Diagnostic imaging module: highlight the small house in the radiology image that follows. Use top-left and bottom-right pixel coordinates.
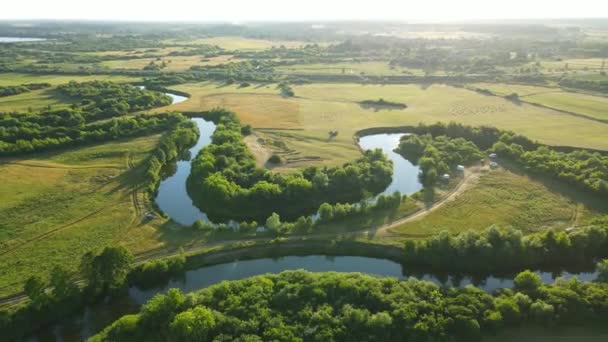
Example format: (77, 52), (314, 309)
(490, 161), (499, 169)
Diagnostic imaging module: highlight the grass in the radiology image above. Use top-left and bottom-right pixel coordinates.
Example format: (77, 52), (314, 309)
(378, 168), (607, 240)
(100, 55), (239, 71)
(0, 88), (77, 112)
(0, 135), (162, 297)
(276, 62), (427, 76)
(472, 82), (608, 121)
(0, 73), (141, 112)
(163, 36), (311, 51)
(157, 82), (608, 170)
(0, 73), (140, 87)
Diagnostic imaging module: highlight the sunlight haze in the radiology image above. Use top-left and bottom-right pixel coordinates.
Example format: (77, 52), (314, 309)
(3, 0), (608, 21)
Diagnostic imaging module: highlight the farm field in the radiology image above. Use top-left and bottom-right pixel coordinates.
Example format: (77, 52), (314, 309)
(162, 36), (312, 50)
(100, 55), (239, 71)
(158, 82), (608, 169)
(276, 61), (427, 76)
(378, 168), (607, 240)
(0, 135), (164, 297)
(473, 82), (608, 121)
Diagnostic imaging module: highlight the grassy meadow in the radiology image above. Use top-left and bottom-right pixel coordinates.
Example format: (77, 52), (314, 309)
(162, 36), (312, 50)
(157, 82), (608, 169)
(0, 135), (165, 296)
(376, 168), (607, 242)
(276, 62), (427, 76)
(0, 73), (141, 112)
(473, 82), (608, 121)
(100, 55), (240, 71)
(0, 73), (140, 86)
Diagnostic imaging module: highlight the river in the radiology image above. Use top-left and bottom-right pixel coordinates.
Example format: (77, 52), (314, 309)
(32, 255), (598, 341)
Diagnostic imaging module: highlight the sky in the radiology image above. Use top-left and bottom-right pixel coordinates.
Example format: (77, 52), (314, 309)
(2, 0), (608, 22)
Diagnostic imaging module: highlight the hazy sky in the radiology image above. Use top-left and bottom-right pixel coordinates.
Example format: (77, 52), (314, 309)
(3, 0), (608, 21)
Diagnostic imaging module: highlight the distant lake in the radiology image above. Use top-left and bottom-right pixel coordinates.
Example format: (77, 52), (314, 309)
(0, 37), (46, 43)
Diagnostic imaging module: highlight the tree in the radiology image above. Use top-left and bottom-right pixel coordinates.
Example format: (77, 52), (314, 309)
(266, 212), (282, 233)
(170, 306), (216, 341)
(50, 266), (79, 302)
(318, 202), (334, 222)
(82, 246), (133, 293)
(24, 275), (47, 305)
(597, 259), (608, 282)
(514, 270), (542, 295)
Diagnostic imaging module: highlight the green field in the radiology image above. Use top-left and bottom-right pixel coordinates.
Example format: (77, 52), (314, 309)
(0, 135), (163, 296)
(158, 82), (608, 170)
(381, 168), (606, 240)
(0, 73), (140, 86)
(0, 73), (142, 112)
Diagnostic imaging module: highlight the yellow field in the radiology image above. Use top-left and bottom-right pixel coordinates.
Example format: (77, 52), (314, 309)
(156, 82), (608, 169)
(101, 55), (239, 71)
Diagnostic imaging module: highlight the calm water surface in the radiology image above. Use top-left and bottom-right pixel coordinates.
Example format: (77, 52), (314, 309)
(358, 133), (423, 196)
(34, 255), (598, 341)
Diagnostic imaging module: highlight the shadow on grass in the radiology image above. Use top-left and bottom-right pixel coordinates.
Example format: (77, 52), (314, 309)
(499, 159), (608, 214)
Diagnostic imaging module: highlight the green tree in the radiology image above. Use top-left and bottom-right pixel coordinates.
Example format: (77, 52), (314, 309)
(514, 270), (542, 295)
(170, 306), (216, 341)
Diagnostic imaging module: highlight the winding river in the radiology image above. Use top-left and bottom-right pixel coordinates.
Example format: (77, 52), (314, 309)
(154, 118), (423, 226)
(28, 94), (597, 341)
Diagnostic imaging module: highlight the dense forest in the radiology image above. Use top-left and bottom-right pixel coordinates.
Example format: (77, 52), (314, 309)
(90, 270), (608, 342)
(188, 110), (393, 221)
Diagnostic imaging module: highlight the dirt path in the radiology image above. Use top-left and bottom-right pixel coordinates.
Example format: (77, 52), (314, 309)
(244, 134), (272, 167)
(375, 168), (482, 236)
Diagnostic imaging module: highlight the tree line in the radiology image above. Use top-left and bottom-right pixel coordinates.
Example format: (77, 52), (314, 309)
(0, 82), (50, 97)
(395, 122), (608, 195)
(404, 224), (608, 274)
(188, 109), (393, 221)
(91, 269), (608, 342)
(57, 81), (172, 121)
(0, 246), (186, 341)
(0, 111), (188, 156)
